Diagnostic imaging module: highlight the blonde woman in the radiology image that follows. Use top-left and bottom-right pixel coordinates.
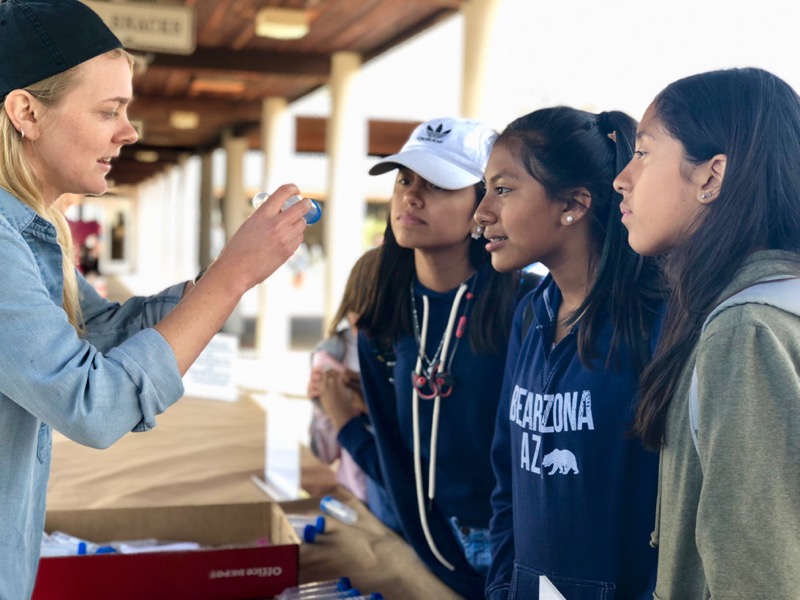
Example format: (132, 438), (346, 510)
(0, 1), (307, 596)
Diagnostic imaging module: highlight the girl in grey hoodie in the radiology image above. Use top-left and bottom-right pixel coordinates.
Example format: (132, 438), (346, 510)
(613, 67), (800, 599)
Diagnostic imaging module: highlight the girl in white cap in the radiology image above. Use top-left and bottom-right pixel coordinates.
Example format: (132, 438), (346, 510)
(318, 117), (537, 598)
(0, 1), (308, 596)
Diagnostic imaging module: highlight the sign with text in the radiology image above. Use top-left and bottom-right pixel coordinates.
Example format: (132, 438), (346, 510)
(182, 333), (239, 402)
(84, 1), (196, 55)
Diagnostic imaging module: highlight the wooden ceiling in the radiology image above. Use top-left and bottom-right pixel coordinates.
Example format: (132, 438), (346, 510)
(113, 0), (465, 187)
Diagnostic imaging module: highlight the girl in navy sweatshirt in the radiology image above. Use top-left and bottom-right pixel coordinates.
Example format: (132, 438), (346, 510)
(318, 117), (528, 598)
(475, 107), (665, 600)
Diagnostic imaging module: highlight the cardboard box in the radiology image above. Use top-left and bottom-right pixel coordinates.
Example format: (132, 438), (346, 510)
(33, 502), (300, 600)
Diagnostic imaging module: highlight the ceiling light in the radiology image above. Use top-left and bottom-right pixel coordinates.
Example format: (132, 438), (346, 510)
(135, 150), (160, 163)
(169, 110), (200, 130)
(189, 78), (246, 95)
(255, 7), (309, 40)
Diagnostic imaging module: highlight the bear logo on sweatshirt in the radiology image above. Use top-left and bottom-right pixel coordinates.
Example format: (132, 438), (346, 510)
(542, 449), (579, 475)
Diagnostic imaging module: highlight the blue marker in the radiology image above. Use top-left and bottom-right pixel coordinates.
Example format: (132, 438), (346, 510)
(252, 192), (322, 224)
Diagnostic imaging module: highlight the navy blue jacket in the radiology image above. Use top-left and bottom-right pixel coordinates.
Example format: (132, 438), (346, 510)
(339, 272), (507, 599)
(486, 276), (660, 600)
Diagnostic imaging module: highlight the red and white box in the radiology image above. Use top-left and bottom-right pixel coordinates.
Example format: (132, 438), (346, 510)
(33, 502), (299, 600)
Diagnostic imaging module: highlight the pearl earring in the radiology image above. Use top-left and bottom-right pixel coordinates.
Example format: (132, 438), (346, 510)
(471, 225), (485, 240)
(565, 215), (574, 224)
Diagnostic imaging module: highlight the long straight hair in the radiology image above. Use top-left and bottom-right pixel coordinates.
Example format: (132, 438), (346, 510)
(634, 68), (800, 449)
(327, 246), (381, 337)
(498, 107), (664, 371)
(0, 49), (135, 332)
(359, 183), (518, 355)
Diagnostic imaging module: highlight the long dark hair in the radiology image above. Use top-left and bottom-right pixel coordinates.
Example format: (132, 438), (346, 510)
(498, 106), (664, 370)
(359, 183), (518, 354)
(327, 247), (381, 337)
(634, 68), (800, 449)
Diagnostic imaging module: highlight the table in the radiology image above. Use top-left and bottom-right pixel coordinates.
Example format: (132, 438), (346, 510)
(46, 395), (463, 600)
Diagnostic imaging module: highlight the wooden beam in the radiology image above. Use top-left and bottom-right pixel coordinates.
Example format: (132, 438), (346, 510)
(148, 47), (330, 77)
(294, 117), (419, 156)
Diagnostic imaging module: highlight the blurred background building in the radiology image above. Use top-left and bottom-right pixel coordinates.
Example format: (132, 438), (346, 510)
(67, 0), (800, 397)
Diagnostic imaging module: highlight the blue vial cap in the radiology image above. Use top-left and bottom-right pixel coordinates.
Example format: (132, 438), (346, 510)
(303, 199), (322, 225)
(338, 577), (352, 590)
(252, 192), (321, 225)
(302, 524), (317, 543)
(315, 515), (326, 534)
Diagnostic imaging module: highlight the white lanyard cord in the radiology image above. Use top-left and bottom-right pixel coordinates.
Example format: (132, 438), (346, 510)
(411, 282), (468, 571)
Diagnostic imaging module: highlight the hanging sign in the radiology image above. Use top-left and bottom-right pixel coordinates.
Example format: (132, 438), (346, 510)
(84, 1), (196, 55)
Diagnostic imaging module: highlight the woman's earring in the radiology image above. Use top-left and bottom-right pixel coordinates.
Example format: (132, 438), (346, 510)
(20, 130), (25, 140)
(471, 225), (485, 240)
(565, 215), (574, 224)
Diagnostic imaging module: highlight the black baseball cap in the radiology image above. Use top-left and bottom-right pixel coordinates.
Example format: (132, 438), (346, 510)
(0, 0), (122, 101)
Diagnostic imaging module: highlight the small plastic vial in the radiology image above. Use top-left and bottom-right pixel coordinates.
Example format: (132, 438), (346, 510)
(292, 523), (317, 543)
(276, 577), (351, 600)
(320, 496), (358, 525)
(287, 514), (326, 534)
(252, 191), (322, 224)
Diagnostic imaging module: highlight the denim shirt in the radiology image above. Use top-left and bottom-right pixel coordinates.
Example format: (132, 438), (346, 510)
(0, 189), (185, 600)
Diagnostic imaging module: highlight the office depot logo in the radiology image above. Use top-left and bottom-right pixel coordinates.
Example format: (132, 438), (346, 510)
(209, 566), (284, 579)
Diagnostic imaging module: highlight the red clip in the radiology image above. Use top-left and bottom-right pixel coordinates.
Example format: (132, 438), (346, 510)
(455, 315), (467, 339)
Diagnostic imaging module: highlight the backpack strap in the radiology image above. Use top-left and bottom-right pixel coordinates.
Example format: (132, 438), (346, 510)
(689, 277), (800, 452)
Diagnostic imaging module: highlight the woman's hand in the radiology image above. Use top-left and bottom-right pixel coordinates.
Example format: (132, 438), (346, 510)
(308, 352), (347, 398)
(155, 184), (309, 375)
(319, 370), (360, 431)
(340, 369), (367, 414)
(208, 183), (309, 295)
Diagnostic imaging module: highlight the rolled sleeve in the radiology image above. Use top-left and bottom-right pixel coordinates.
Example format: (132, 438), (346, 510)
(110, 328), (184, 433)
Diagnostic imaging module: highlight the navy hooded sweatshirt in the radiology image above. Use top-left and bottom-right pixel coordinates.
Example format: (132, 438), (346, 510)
(486, 275), (660, 600)
(338, 269), (506, 599)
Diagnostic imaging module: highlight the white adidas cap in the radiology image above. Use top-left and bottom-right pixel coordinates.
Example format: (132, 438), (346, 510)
(369, 117), (498, 190)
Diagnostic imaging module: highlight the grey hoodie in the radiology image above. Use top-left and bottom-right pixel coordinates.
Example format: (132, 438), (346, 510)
(652, 250), (800, 599)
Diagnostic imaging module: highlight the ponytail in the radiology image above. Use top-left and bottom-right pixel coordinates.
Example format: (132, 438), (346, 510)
(498, 107), (665, 370)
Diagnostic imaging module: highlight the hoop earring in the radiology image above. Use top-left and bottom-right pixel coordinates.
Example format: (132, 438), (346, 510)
(20, 130), (25, 140)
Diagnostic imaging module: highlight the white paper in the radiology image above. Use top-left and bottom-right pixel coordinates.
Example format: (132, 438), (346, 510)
(257, 392), (305, 500)
(182, 332), (239, 401)
(539, 575), (567, 600)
